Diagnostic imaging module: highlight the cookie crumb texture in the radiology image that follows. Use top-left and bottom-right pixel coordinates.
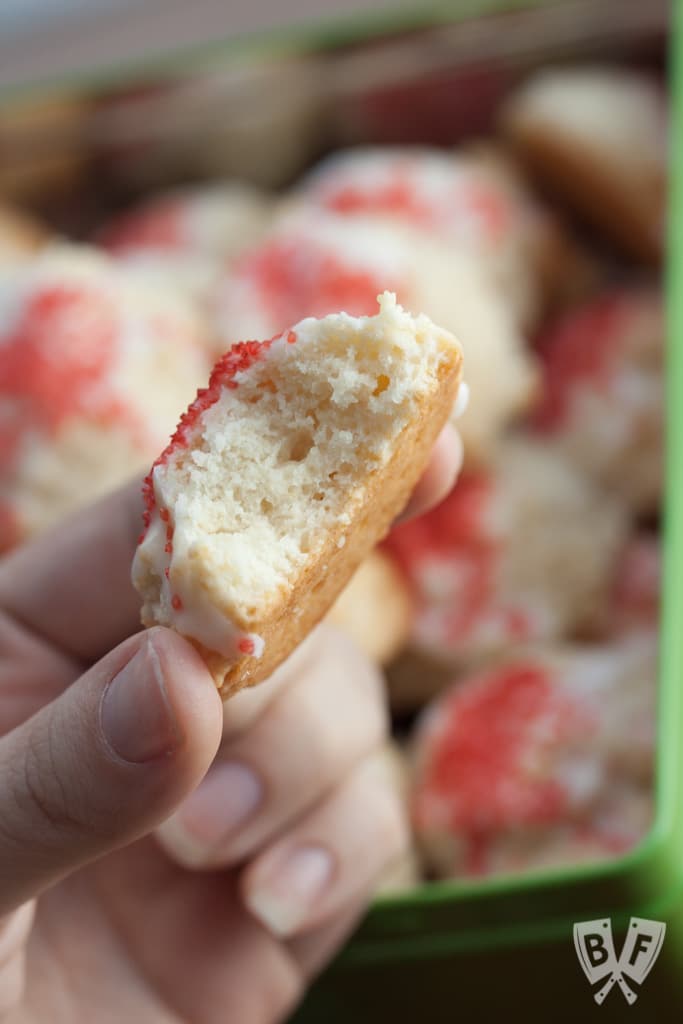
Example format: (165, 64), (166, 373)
(132, 292), (463, 697)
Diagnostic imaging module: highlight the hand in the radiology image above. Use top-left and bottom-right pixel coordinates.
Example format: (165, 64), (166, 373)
(0, 425), (461, 1024)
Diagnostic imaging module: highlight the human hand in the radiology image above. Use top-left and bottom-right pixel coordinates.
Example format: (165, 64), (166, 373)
(0, 424), (461, 1024)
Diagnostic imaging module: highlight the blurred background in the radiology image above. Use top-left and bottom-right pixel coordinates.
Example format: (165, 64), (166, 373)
(0, 0), (675, 1020)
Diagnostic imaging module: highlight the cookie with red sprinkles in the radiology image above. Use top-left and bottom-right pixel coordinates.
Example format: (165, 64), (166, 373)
(132, 292), (464, 698)
(0, 244), (210, 547)
(297, 145), (563, 328)
(383, 436), (627, 679)
(411, 638), (656, 879)
(214, 211), (535, 465)
(532, 289), (663, 513)
(95, 183), (273, 308)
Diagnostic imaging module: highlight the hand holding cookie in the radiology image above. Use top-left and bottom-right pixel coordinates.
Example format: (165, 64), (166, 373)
(0, 394), (461, 1023)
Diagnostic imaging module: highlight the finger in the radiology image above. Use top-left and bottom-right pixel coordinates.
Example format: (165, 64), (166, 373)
(0, 902), (34, 1017)
(156, 626), (387, 869)
(288, 901), (367, 981)
(242, 751), (409, 938)
(0, 628), (222, 916)
(0, 610), (79, 735)
(94, 841), (305, 1024)
(220, 628), (322, 744)
(0, 480), (143, 664)
(397, 423), (463, 522)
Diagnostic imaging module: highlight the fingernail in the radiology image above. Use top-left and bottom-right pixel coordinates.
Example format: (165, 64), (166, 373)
(246, 845), (335, 937)
(100, 636), (181, 763)
(158, 761), (263, 865)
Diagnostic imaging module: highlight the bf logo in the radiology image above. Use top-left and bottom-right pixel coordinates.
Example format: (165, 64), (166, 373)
(573, 917), (666, 1005)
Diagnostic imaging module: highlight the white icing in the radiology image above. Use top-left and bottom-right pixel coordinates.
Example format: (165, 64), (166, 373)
(452, 380), (469, 420)
(135, 500), (264, 663)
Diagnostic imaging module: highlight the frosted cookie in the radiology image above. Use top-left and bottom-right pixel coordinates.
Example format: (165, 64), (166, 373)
(215, 213), (535, 464)
(96, 183), (273, 307)
(0, 244), (211, 549)
(532, 289), (664, 514)
(132, 292), (463, 698)
(326, 549), (412, 665)
(297, 145), (563, 328)
(501, 68), (667, 262)
(456, 786), (653, 880)
(384, 437), (628, 667)
(411, 639), (656, 879)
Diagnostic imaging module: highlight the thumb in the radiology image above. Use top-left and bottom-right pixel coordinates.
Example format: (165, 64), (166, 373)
(0, 627), (222, 916)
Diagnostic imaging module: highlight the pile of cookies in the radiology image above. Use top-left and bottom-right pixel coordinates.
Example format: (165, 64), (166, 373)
(0, 63), (667, 886)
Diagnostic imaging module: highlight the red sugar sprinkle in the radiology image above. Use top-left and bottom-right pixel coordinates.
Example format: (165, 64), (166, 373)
(414, 663), (595, 841)
(171, 594), (183, 611)
(164, 568), (170, 579)
(140, 335), (274, 538)
(164, 542), (173, 554)
(238, 637), (256, 655)
(159, 508), (169, 522)
(533, 294), (632, 430)
(384, 473), (497, 643)
(0, 283), (134, 474)
(287, 330), (298, 344)
(320, 168), (512, 242)
(325, 176), (434, 225)
(232, 236), (391, 334)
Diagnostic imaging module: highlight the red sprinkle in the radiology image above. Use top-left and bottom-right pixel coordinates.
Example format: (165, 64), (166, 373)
(287, 330), (298, 344)
(140, 335), (274, 537)
(164, 568), (170, 579)
(238, 637), (256, 655)
(384, 473), (498, 644)
(159, 508), (169, 522)
(325, 176), (431, 222)
(533, 294), (633, 430)
(320, 165), (512, 242)
(171, 594), (183, 611)
(0, 283), (135, 475)
(414, 663), (596, 841)
(231, 236), (391, 335)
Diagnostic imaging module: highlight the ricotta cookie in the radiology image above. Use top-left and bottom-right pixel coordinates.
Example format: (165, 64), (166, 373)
(132, 293), (463, 698)
(0, 245), (210, 548)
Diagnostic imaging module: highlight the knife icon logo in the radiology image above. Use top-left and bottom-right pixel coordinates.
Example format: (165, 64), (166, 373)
(573, 917), (666, 1004)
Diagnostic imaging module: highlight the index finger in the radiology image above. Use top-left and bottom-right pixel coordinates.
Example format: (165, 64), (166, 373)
(0, 480), (144, 663)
